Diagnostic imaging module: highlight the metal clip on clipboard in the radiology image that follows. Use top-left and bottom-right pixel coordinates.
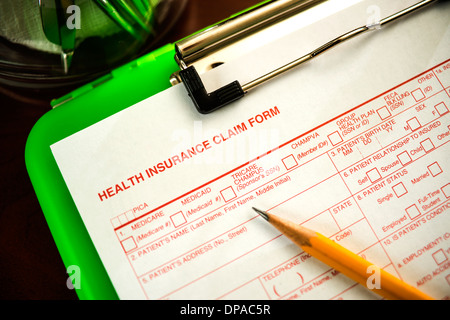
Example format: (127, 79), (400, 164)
(173, 0), (437, 114)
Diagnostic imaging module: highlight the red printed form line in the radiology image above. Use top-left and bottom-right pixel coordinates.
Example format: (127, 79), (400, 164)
(114, 59), (450, 299)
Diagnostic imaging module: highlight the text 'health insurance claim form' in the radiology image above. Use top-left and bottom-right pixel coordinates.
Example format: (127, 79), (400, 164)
(51, 0), (450, 299)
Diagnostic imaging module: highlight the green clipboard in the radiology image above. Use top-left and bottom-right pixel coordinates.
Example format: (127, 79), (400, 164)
(25, 43), (178, 300)
(25, 1), (278, 300)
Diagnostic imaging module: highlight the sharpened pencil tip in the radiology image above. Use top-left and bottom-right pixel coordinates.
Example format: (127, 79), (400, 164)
(252, 207), (269, 221)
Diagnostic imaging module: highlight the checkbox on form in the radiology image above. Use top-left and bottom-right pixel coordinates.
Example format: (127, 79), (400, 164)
(118, 213), (128, 225)
(397, 151), (412, 166)
(366, 168), (382, 183)
(220, 186), (237, 202)
(441, 183), (450, 199)
(328, 131), (343, 146)
(121, 237), (137, 253)
(411, 88), (425, 102)
(407, 117), (421, 131)
(170, 211), (187, 227)
(434, 102), (449, 116)
(405, 204), (420, 220)
(427, 162), (442, 177)
(420, 138), (435, 153)
(432, 249), (448, 265)
(282, 154), (298, 170)
(377, 106), (391, 120)
(392, 182), (407, 198)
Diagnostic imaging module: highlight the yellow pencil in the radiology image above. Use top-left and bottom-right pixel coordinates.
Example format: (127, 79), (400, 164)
(252, 207), (433, 300)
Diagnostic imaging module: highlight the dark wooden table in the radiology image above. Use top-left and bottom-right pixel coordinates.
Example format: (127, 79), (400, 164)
(0, 0), (259, 300)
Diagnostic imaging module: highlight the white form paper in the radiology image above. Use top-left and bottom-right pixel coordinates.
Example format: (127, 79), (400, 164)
(51, 0), (450, 299)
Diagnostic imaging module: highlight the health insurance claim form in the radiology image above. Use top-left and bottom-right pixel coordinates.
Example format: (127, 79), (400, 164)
(51, 0), (450, 300)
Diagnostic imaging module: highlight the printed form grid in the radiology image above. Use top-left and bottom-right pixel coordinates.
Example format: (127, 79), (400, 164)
(111, 59), (450, 300)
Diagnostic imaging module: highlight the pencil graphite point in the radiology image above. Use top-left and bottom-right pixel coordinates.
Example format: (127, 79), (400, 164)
(252, 207), (269, 221)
